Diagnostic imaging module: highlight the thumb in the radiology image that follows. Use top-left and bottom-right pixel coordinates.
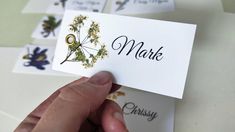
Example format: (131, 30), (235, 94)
(32, 71), (113, 132)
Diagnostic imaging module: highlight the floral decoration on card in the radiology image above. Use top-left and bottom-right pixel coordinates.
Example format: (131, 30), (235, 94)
(13, 45), (73, 76)
(115, 0), (130, 11)
(60, 15), (108, 68)
(23, 47), (50, 70)
(41, 16), (62, 38)
(107, 91), (126, 101)
(32, 15), (62, 40)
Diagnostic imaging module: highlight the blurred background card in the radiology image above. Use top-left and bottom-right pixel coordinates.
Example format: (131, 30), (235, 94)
(111, 0), (175, 15)
(13, 44), (70, 76)
(66, 0), (107, 12)
(47, 0), (107, 15)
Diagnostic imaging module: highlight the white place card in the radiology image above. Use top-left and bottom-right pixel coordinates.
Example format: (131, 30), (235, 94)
(111, 0), (175, 14)
(32, 16), (62, 40)
(108, 87), (175, 132)
(66, 0), (107, 12)
(13, 44), (71, 76)
(52, 11), (196, 99)
(47, 0), (107, 15)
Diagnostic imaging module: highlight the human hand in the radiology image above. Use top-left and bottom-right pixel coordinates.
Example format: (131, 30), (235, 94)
(14, 71), (128, 132)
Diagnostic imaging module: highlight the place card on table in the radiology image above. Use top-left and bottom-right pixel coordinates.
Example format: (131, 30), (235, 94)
(65, 0), (107, 13)
(110, 0), (175, 14)
(13, 44), (71, 76)
(107, 87), (175, 132)
(47, 0), (107, 15)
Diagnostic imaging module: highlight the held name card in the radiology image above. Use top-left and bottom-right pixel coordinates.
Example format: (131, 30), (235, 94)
(52, 10), (196, 99)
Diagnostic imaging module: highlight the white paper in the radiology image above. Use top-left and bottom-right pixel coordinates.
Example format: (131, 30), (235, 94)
(108, 87), (175, 132)
(32, 16), (62, 40)
(52, 11), (196, 99)
(47, 0), (107, 15)
(111, 0), (175, 14)
(66, 0), (107, 12)
(46, 0), (68, 15)
(13, 44), (71, 76)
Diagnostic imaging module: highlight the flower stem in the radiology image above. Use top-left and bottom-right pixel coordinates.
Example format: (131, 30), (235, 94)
(60, 51), (72, 64)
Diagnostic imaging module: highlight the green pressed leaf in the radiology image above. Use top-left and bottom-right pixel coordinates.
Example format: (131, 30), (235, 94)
(75, 49), (85, 62)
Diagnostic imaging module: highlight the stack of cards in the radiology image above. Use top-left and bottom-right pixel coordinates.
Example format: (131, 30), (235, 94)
(18, 0), (110, 74)
(23, 0), (175, 15)
(20, 0), (177, 74)
(10, 1), (197, 132)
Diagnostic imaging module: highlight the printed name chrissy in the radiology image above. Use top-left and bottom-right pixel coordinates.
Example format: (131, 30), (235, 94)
(122, 102), (158, 121)
(111, 35), (164, 61)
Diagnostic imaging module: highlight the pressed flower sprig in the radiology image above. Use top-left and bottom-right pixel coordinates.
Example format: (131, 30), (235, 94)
(116, 0), (129, 11)
(23, 47), (50, 70)
(41, 16), (61, 38)
(60, 15), (108, 68)
(107, 91), (126, 101)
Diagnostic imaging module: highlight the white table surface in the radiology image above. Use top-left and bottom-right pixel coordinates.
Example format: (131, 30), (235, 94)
(1, 0), (235, 131)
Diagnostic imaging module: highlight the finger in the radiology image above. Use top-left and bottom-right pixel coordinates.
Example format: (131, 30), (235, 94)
(32, 71), (113, 132)
(101, 100), (128, 132)
(71, 85), (122, 131)
(110, 84), (122, 93)
(79, 100), (128, 132)
(31, 76), (87, 117)
(79, 119), (100, 132)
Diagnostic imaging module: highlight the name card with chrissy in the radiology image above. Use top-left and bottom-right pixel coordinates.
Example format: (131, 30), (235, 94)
(107, 87), (175, 132)
(52, 10), (196, 99)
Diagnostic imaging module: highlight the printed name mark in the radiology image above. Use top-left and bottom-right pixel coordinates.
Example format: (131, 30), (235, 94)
(112, 35), (164, 61)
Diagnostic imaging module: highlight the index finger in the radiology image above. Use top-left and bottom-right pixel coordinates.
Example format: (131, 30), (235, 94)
(32, 71), (113, 132)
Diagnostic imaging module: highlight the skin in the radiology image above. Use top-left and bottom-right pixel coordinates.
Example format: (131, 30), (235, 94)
(14, 71), (128, 132)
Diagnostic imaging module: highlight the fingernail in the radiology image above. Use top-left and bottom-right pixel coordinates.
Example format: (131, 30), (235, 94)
(113, 112), (126, 127)
(89, 71), (112, 85)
